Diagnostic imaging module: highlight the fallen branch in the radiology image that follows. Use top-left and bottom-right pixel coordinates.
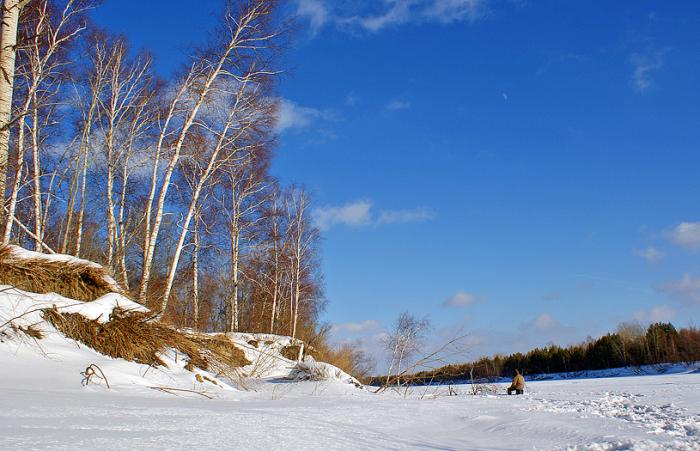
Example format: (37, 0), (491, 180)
(149, 386), (213, 399)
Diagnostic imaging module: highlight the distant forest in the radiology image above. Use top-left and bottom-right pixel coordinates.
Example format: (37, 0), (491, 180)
(411, 322), (700, 383)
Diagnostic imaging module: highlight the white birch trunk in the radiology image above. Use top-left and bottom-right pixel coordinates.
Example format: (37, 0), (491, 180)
(30, 101), (43, 250)
(192, 211), (199, 329)
(0, 0), (21, 235)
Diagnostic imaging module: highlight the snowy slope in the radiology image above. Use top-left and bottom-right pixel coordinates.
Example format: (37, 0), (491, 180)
(0, 285), (234, 394)
(0, 285), (360, 396)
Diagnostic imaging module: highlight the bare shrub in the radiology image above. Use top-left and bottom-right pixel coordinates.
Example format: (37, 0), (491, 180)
(383, 312), (431, 388)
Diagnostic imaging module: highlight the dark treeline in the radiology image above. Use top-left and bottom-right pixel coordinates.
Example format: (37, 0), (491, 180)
(411, 323), (700, 383)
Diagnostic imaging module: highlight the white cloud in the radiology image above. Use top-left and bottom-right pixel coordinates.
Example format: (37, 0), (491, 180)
(297, 0), (488, 34)
(377, 207), (434, 225)
(442, 291), (478, 308)
(658, 274), (700, 305)
(385, 100), (412, 111)
(531, 313), (557, 331)
(630, 49), (666, 93)
(634, 305), (676, 323)
(275, 99), (336, 133)
(331, 320), (380, 334)
(296, 0), (330, 36)
(634, 246), (664, 264)
(667, 222), (700, 251)
(313, 200), (435, 230)
(312, 200), (373, 231)
(350, 1), (413, 33)
(423, 0), (485, 24)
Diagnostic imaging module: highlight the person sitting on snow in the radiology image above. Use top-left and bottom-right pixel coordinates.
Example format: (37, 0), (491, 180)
(507, 369), (525, 395)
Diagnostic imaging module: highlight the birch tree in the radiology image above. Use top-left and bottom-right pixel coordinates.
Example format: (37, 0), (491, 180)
(222, 151), (269, 332)
(90, 36), (152, 273)
(284, 187), (320, 339)
(0, 0), (25, 234)
(138, 0), (282, 306)
(3, 0), (89, 246)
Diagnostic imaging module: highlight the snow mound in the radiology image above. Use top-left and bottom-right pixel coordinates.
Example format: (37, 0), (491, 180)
(0, 285), (234, 396)
(222, 332), (363, 388)
(286, 356), (362, 386)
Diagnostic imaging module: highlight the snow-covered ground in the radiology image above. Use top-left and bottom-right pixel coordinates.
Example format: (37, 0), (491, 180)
(2, 283), (700, 450)
(1, 366), (699, 450)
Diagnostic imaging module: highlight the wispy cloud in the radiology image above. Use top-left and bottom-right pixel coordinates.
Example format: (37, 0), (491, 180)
(658, 274), (700, 306)
(297, 0), (488, 35)
(384, 100), (412, 111)
(629, 49), (666, 93)
(331, 320), (380, 334)
(442, 291), (478, 308)
(296, 0), (329, 36)
(634, 246), (664, 264)
(423, 0), (485, 24)
(666, 221), (700, 251)
(275, 98), (337, 133)
(634, 305), (676, 323)
(312, 200), (373, 230)
(377, 207), (434, 224)
(530, 313), (558, 331)
(312, 200), (435, 231)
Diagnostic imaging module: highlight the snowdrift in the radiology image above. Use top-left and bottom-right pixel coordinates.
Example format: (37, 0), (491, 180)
(0, 285), (227, 394)
(227, 332), (362, 386)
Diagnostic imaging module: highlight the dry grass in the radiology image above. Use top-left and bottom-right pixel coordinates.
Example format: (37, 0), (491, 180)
(0, 245), (121, 301)
(43, 307), (196, 367)
(42, 307), (249, 372)
(190, 334), (251, 369)
(281, 344), (302, 361)
(12, 323), (44, 339)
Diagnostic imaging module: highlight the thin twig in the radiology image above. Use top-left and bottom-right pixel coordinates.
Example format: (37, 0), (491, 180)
(149, 386), (213, 399)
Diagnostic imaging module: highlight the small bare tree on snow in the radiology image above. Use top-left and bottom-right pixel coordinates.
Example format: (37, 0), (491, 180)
(383, 312), (431, 388)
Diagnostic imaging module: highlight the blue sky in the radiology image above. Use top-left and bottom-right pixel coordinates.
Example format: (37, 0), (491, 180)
(93, 1), (700, 362)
